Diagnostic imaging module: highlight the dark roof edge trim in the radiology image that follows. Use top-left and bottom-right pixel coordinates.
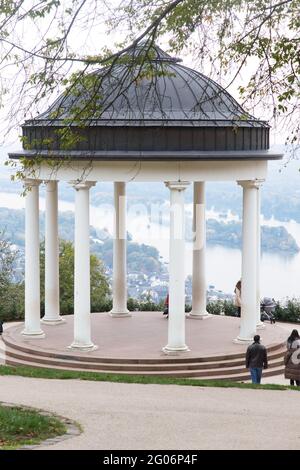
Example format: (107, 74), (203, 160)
(23, 118), (270, 128)
(9, 150), (283, 161)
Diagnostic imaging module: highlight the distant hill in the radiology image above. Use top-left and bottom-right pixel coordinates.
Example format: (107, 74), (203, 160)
(0, 208), (165, 276)
(0, 207), (298, 262)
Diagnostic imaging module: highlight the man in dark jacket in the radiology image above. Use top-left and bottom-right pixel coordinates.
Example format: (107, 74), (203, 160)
(246, 335), (268, 384)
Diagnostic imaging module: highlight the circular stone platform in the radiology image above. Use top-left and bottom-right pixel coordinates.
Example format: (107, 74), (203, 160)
(2, 313), (288, 380)
(3, 312), (287, 359)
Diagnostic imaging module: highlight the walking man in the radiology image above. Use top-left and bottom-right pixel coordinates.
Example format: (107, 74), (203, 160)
(246, 335), (268, 384)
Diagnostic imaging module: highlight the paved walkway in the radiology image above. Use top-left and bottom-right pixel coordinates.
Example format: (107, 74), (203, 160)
(0, 376), (299, 450)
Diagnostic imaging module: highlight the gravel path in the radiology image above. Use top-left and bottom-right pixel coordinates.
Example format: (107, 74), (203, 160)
(0, 376), (299, 450)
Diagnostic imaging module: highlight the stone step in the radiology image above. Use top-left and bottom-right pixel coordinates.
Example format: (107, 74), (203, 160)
(4, 353), (284, 374)
(4, 357), (285, 381)
(3, 349), (284, 378)
(1, 329), (287, 381)
(2, 343), (285, 373)
(2, 333), (285, 365)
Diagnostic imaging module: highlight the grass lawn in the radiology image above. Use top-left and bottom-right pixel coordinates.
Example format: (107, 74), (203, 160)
(0, 404), (66, 449)
(0, 364), (297, 392)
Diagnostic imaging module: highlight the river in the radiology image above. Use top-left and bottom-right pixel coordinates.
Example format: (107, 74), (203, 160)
(0, 191), (299, 300)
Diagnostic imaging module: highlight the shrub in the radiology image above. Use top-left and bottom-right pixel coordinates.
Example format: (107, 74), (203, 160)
(127, 298), (164, 311)
(91, 298), (112, 312)
(127, 297), (140, 311)
(185, 304), (192, 313)
(223, 300), (237, 317)
(274, 299), (300, 323)
(207, 300), (223, 315)
(0, 282), (25, 321)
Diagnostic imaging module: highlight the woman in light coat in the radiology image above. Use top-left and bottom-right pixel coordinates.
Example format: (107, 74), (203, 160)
(234, 280), (241, 317)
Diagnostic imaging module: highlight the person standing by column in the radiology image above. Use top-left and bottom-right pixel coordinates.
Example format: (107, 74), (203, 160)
(163, 293), (169, 318)
(234, 279), (242, 317)
(246, 335), (268, 384)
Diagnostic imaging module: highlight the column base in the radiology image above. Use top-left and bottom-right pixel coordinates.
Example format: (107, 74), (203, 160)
(109, 310), (132, 318)
(186, 312), (212, 320)
(68, 342), (98, 352)
(233, 336), (253, 344)
(162, 345), (190, 355)
(21, 329), (45, 339)
(41, 317), (66, 325)
(256, 321), (266, 330)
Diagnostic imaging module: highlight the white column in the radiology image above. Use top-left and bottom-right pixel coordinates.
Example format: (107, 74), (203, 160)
(235, 180), (258, 343)
(188, 181), (211, 319)
(256, 180), (265, 329)
(110, 182), (130, 317)
(22, 179), (44, 338)
(42, 180), (64, 325)
(163, 181), (190, 354)
(69, 181), (97, 350)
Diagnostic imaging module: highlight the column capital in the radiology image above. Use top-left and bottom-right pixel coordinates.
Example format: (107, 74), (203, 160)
(254, 178), (265, 188)
(23, 178), (41, 188)
(44, 179), (59, 185)
(237, 179), (265, 190)
(70, 181), (96, 191)
(165, 181), (190, 191)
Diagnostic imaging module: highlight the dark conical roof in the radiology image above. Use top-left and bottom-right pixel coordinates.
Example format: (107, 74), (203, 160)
(17, 43), (271, 157)
(34, 43), (266, 127)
